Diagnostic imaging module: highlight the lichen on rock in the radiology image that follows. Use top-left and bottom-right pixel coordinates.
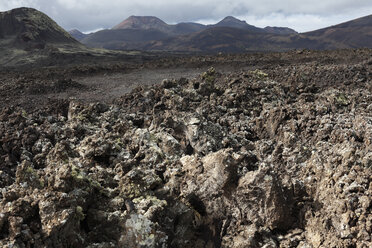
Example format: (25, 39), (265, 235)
(0, 58), (371, 247)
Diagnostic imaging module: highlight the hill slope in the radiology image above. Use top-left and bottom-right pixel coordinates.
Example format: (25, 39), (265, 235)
(113, 16), (171, 33)
(212, 16), (263, 33)
(68, 29), (87, 41)
(112, 15), (206, 36)
(81, 28), (170, 50)
(0, 7), (77, 48)
(142, 27), (342, 52)
(84, 16), (208, 49)
(264, 26), (298, 35)
(0, 7), (81, 66)
(83, 16), (306, 51)
(304, 14), (372, 48)
(173, 22), (206, 35)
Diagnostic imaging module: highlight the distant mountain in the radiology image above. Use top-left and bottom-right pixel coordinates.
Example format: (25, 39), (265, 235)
(2, 8), (370, 58)
(0, 7), (77, 49)
(141, 27), (338, 53)
(84, 15), (299, 49)
(112, 16), (205, 36)
(69, 29), (87, 41)
(304, 14), (372, 48)
(113, 16), (171, 33)
(212, 16), (263, 33)
(83, 16), (208, 49)
(81, 29), (170, 49)
(82, 14), (372, 53)
(173, 22), (206, 35)
(264, 26), (298, 35)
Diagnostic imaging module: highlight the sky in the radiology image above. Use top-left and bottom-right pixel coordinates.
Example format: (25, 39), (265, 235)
(0, 0), (371, 33)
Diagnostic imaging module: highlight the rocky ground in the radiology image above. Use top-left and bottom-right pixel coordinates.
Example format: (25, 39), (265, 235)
(0, 49), (371, 247)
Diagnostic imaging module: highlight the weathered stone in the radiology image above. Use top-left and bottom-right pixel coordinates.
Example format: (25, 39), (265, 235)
(1, 61), (371, 247)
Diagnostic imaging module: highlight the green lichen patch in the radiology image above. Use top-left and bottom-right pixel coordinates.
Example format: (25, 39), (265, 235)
(335, 93), (350, 106)
(250, 69), (268, 79)
(15, 161), (43, 189)
(201, 67), (216, 83)
(75, 206), (85, 221)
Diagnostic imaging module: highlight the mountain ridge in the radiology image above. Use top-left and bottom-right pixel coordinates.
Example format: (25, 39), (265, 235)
(87, 14), (370, 52)
(305, 14), (372, 48)
(80, 15), (302, 50)
(2, 8), (371, 55)
(139, 26), (342, 53)
(212, 16), (264, 33)
(264, 26), (298, 35)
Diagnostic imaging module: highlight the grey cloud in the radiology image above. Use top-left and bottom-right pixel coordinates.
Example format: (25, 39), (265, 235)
(0, 0), (371, 32)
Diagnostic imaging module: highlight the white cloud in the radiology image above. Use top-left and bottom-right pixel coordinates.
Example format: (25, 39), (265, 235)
(56, 0), (85, 9)
(1, 0), (371, 32)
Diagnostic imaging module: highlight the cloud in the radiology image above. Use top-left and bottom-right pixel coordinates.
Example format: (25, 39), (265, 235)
(0, 0), (371, 32)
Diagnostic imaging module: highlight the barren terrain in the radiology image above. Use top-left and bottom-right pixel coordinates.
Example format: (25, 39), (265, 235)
(0, 49), (371, 248)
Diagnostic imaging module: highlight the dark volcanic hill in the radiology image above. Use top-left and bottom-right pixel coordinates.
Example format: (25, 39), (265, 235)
(83, 16), (207, 49)
(113, 16), (171, 33)
(264, 26), (298, 35)
(112, 15), (205, 36)
(0, 7), (82, 66)
(173, 22), (206, 35)
(0, 7), (77, 48)
(111, 15), (268, 34)
(0, 7), (142, 68)
(68, 29), (87, 41)
(3, 8), (371, 55)
(212, 16), (263, 33)
(304, 14), (372, 48)
(100, 14), (371, 52)
(81, 28), (170, 50)
(82, 15), (304, 51)
(142, 27), (341, 52)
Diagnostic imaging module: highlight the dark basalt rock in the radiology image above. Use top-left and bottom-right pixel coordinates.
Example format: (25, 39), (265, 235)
(0, 55), (371, 247)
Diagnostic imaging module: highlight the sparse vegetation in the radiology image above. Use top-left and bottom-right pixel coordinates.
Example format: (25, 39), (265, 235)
(201, 67), (216, 83)
(250, 69), (268, 79)
(75, 206), (85, 221)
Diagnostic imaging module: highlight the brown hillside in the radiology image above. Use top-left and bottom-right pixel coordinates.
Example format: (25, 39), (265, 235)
(305, 14), (372, 48)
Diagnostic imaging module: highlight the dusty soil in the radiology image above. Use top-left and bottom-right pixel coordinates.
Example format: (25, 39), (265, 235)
(73, 67), (214, 102)
(1, 48), (370, 110)
(0, 57), (224, 110)
(0, 49), (371, 248)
